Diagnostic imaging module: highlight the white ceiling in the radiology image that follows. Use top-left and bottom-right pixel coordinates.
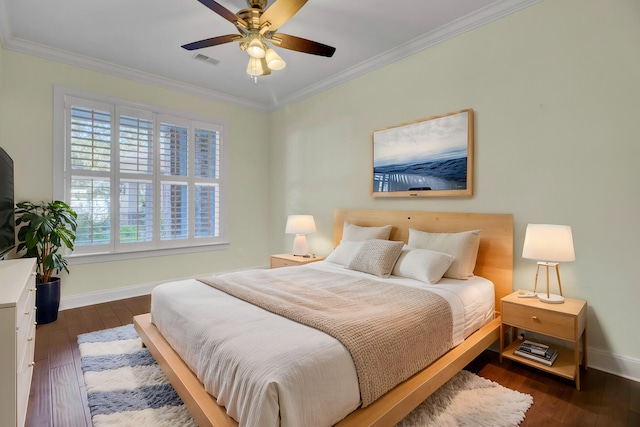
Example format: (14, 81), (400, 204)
(0, 0), (538, 111)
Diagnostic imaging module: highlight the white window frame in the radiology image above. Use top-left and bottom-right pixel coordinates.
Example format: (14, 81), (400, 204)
(53, 86), (228, 264)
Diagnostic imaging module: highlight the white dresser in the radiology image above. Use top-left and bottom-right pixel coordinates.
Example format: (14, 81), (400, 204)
(0, 258), (37, 427)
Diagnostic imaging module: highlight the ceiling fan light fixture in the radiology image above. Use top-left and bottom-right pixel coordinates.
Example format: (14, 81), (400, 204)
(182, 0), (336, 78)
(246, 56), (265, 77)
(247, 37), (266, 58)
(265, 47), (286, 71)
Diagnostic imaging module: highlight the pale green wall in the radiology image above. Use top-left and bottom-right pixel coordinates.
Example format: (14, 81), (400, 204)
(270, 0), (640, 364)
(0, 48), (272, 297)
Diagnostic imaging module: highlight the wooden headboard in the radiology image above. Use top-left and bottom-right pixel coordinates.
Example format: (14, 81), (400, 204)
(333, 209), (514, 309)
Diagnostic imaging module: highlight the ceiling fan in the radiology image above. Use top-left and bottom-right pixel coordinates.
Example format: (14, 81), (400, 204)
(182, 0), (336, 80)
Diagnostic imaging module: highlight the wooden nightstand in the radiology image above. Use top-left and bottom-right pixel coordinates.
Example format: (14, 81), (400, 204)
(500, 291), (587, 390)
(270, 254), (324, 269)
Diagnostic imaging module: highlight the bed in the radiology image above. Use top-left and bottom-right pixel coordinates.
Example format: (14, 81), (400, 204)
(134, 209), (514, 427)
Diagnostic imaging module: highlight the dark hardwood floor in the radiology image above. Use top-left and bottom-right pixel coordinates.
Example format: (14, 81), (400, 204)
(26, 295), (152, 427)
(26, 296), (640, 427)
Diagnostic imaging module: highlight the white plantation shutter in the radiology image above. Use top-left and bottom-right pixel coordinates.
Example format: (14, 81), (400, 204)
(60, 92), (226, 257)
(160, 182), (188, 240)
(68, 100), (113, 249)
(119, 114), (153, 174)
(71, 177), (111, 245)
(70, 106), (111, 171)
(119, 180), (153, 243)
(195, 184), (218, 238)
(193, 125), (221, 238)
(159, 118), (189, 242)
(118, 108), (154, 247)
(160, 122), (188, 177)
(195, 128), (219, 178)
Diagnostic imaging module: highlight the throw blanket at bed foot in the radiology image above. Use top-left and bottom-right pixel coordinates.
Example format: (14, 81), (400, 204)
(199, 267), (454, 406)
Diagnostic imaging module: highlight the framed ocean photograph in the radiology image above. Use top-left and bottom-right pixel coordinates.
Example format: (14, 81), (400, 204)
(371, 109), (474, 198)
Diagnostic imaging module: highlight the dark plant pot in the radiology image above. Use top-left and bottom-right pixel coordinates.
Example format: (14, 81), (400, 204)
(36, 277), (61, 324)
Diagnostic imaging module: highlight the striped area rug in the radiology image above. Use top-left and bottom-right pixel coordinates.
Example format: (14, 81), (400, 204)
(78, 324), (196, 427)
(79, 325), (533, 427)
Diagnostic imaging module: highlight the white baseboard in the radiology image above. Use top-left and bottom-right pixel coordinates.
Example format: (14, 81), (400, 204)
(59, 280), (158, 311)
(587, 347), (640, 383)
(59, 265), (266, 311)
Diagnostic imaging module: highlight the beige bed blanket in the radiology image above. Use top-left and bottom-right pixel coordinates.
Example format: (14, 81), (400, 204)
(200, 267), (453, 406)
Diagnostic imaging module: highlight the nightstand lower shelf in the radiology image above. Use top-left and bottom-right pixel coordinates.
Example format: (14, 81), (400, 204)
(501, 339), (583, 381)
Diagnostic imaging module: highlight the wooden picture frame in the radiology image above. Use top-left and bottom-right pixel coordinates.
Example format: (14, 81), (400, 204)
(371, 109), (474, 198)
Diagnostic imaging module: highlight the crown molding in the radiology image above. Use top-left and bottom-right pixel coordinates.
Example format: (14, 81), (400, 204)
(0, 0), (540, 112)
(1, 35), (270, 111)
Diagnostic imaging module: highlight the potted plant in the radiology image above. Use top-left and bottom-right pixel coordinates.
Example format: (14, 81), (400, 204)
(15, 201), (77, 324)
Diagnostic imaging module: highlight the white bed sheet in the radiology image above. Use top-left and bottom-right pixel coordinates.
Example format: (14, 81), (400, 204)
(150, 261), (494, 427)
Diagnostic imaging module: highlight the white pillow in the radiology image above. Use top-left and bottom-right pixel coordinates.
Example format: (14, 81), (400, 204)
(342, 221), (392, 241)
(407, 228), (481, 280)
(325, 240), (364, 266)
(347, 239), (404, 278)
(392, 247), (455, 284)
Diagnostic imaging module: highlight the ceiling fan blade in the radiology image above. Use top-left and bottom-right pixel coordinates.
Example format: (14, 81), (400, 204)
(197, 0), (247, 27)
(181, 34), (239, 51)
(272, 34), (336, 57)
(259, 0), (308, 31)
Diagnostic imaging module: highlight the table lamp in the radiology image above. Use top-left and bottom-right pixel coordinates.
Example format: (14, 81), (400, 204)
(522, 224), (575, 304)
(285, 215), (316, 256)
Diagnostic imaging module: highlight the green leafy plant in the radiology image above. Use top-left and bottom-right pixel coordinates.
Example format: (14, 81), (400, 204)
(15, 201), (78, 283)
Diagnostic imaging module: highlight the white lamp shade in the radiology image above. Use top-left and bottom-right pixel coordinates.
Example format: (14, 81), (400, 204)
(265, 48), (286, 71)
(246, 57), (264, 76)
(285, 215), (317, 235)
(522, 224), (575, 262)
(247, 37), (266, 58)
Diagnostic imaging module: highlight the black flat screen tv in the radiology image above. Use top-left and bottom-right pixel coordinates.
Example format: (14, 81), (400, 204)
(0, 147), (15, 259)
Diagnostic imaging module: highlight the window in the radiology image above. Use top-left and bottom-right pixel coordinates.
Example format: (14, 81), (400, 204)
(55, 88), (227, 260)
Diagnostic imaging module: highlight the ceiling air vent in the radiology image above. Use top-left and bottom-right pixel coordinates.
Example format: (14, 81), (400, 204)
(193, 53), (220, 66)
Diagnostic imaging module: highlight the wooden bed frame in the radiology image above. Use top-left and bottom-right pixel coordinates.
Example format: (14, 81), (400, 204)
(134, 209), (513, 427)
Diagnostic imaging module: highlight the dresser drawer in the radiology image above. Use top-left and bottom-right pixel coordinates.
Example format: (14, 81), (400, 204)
(271, 257), (298, 268)
(16, 286), (36, 355)
(18, 320), (36, 374)
(502, 301), (575, 341)
(16, 325), (36, 373)
(16, 283), (34, 323)
(16, 351), (34, 427)
(0, 258), (37, 427)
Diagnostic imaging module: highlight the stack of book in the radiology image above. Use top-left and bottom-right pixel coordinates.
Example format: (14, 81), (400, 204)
(514, 340), (558, 366)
